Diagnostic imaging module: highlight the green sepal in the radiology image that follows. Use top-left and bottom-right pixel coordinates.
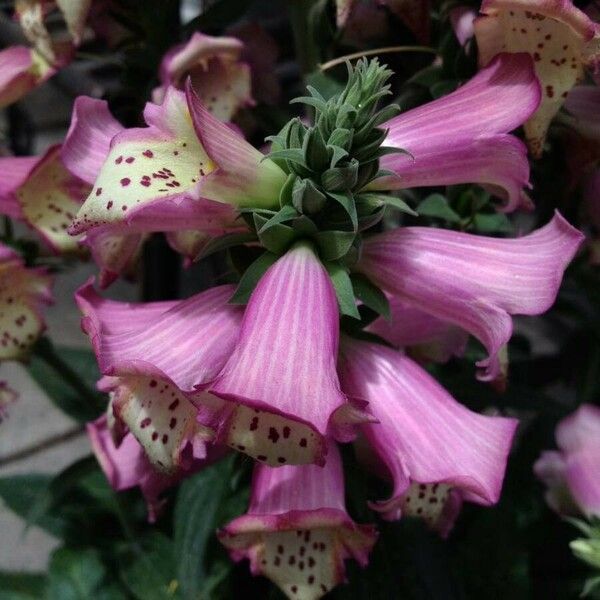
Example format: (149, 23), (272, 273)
(324, 261), (360, 319)
(322, 158), (359, 192)
(335, 103), (358, 128)
(350, 273), (391, 320)
(194, 231), (257, 261)
(355, 161), (380, 191)
(315, 230), (356, 261)
(290, 214), (319, 236)
(256, 204), (298, 234)
(265, 148), (307, 167)
(253, 213), (296, 255)
(229, 251), (279, 305)
(289, 95), (328, 113)
(356, 203), (386, 231)
(292, 178), (327, 214)
(279, 173), (297, 207)
(359, 193), (418, 216)
(302, 126), (329, 172)
(418, 193), (462, 223)
(328, 127), (353, 151)
(327, 191), (358, 230)
(328, 144), (349, 168)
(351, 128), (388, 162)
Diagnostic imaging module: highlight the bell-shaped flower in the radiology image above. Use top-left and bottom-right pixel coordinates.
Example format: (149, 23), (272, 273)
(68, 86), (285, 238)
(218, 443), (377, 600)
(338, 337), (518, 535)
(534, 404), (600, 518)
(356, 211), (583, 380)
(373, 53), (541, 211)
(205, 243), (370, 467)
(366, 296), (469, 363)
(76, 282), (243, 472)
(0, 381), (19, 425)
(0, 146), (87, 254)
(0, 45), (56, 109)
(450, 6), (477, 46)
(0, 243), (53, 360)
(475, 0), (600, 157)
(87, 413), (223, 522)
(153, 31), (254, 121)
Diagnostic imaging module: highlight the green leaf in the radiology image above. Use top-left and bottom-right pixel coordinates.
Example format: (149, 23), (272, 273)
(289, 95), (328, 113)
(229, 252), (279, 305)
(46, 548), (106, 600)
(27, 345), (104, 422)
(292, 178), (327, 214)
(327, 192), (358, 230)
(314, 230), (356, 261)
(254, 214), (296, 255)
(257, 205), (298, 234)
(0, 572), (46, 600)
(418, 194), (462, 223)
(328, 144), (349, 168)
(174, 456), (239, 600)
(194, 231), (257, 261)
(360, 193), (418, 217)
(265, 148), (307, 167)
(350, 273), (391, 320)
(472, 212), (514, 233)
(583, 575), (600, 597)
(324, 262), (360, 319)
(120, 533), (180, 600)
(322, 159), (359, 192)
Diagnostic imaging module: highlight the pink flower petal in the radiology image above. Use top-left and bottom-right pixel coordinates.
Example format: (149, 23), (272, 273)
(357, 212), (583, 380)
(219, 443), (377, 599)
(208, 243), (367, 467)
(61, 96), (124, 185)
(475, 0), (600, 157)
(339, 337), (518, 531)
(450, 6), (477, 46)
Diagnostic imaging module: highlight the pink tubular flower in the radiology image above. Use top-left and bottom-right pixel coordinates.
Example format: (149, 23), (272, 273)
(366, 296), (469, 363)
(206, 242), (369, 467)
(450, 6), (477, 46)
(0, 45), (56, 109)
(153, 31), (254, 120)
(356, 212), (584, 380)
(76, 282), (243, 471)
(339, 337), (518, 535)
(534, 404), (600, 518)
(218, 443), (377, 600)
(474, 0), (600, 157)
(87, 414), (222, 522)
(0, 146), (88, 254)
(0, 243), (53, 360)
(372, 53), (541, 212)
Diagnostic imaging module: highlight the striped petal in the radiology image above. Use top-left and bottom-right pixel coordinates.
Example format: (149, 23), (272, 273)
(338, 337), (518, 533)
(475, 0), (600, 157)
(218, 443), (377, 600)
(356, 212), (583, 380)
(374, 53), (540, 211)
(208, 243), (366, 467)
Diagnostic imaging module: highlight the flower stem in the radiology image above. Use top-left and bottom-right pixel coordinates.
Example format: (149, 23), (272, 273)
(320, 45), (437, 71)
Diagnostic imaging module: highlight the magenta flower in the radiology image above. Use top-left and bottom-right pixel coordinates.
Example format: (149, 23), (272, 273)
(475, 0), (600, 157)
(153, 31), (254, 120)
(0, 242), (53, 360)
(534, 404), (600, 518)
(339, 337), (518, 535)
(87, 414), (224, 522)
(356, 212), (583, 380)
(219, 443), (377, 599)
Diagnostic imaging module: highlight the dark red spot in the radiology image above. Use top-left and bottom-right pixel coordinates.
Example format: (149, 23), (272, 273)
(277, 545), (284, 554)
(151, 432), (158, 441)
(169, 399), (179, 410)
(308, 575), (315, 585)
(120, 177), (131, 187)
(277, 457), (286, 464)
(268, 427), (280, 443)
(143, 150), (154, 158)
(95, 188), (102, 196)
(299, 438), (307, 448)
(250, 417), (259, 431)
(115, 156), (123, 164)
(289, 556), (296, 565)
(283, 426), (291, 439)
(162, 434), (169, 444)
(291, 586), (298, 594)
(106, 201), (113, 209)
(257, 455), (267, 461)
(140, 418), (151, 428)
(125, 157), (135, 163)
(169, 417), (177, 429)
(150, 380), (157, 387)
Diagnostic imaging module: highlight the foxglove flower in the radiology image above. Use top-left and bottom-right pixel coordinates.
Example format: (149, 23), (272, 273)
(475, 0), (600, 157)
(87, 413), (222, 522)
(205, 242), (370, 467)
(372, 53), (541, 211)
(356, 212), (584, 380)
(219, 443), (377, 600)
(77, 282), (241, 472)
(0, 243), (53, 360)
(0, 147), (87, 254)
(450, 6), (477, 46)
(0, 45), (55, 109)
(339, 337), (518, 535)
(153, 31), (254, 120)
(534, 404), (600, 518)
